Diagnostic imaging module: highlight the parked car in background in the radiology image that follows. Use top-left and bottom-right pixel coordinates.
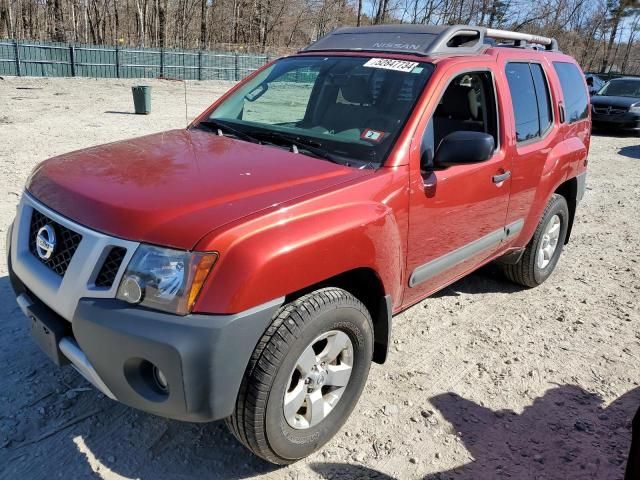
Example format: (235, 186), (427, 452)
(585, 73), (605, 96)
(7, 24), (590, 464)
(591, 77), (640, 134)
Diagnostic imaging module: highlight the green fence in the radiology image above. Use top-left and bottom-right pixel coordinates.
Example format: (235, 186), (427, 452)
(0, 39), (271, 80)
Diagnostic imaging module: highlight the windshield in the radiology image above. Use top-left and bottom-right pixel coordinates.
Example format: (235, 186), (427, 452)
(198, 56), (434, 167)
(597, 79), (640, 98)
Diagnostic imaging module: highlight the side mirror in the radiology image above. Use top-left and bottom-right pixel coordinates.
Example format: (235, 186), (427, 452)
(434, 131), (495, 167)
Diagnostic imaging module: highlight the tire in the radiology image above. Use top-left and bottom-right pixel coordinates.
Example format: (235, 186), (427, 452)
(225, 287), (374, 464)
(502, 194), (569, 288)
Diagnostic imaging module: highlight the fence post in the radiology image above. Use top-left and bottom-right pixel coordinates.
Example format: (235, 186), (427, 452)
(14, 39), (21, 76)
(115, 46), (121, 78)
(160, 48), (164, 78)
(234, 53), (239, 81)
(198, 51), (202, 81)
(69, 45), (76, 77)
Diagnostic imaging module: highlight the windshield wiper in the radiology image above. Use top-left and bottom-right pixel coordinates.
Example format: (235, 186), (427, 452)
(250, 131), (343, 165)
(197, 121), (347, 166)
(196, 119), (261, 144)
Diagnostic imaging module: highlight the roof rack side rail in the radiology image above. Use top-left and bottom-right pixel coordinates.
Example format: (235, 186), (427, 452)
(298, 24), (559, 57)
(485, 28), (559, 51)
(424, 25), (485, 55)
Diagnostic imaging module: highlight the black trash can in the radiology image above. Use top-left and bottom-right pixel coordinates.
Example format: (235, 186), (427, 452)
(131, 85), (151, 115)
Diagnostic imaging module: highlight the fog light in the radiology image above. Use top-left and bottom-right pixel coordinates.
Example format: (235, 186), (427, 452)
(153, 366), (168, 392)
(120, 275), (143, 304)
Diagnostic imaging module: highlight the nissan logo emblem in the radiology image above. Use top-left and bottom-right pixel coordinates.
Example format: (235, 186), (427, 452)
(36, 225), (56, 260)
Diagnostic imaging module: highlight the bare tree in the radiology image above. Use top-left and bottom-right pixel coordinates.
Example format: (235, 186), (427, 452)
(600, 0), (638, 72)
(199, 0), (206, 47)
(1, 0), (639, 75)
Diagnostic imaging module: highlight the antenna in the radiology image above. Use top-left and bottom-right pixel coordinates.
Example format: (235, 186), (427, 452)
(158, 76), (189, 127)
(184, 80), (188, 127)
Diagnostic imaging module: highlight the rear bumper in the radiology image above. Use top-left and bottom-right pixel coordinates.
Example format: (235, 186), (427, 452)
(9, 258), (283, 422)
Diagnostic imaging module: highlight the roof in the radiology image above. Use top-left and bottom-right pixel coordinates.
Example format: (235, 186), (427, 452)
(302, 24), (559, 57)
(608, 77), (640, 81)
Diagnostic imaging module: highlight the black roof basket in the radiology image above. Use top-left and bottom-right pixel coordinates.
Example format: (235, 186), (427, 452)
(301, 24), (559, 57)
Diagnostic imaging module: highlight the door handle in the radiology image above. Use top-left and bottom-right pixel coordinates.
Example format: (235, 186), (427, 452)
(492, 171), (511, 183)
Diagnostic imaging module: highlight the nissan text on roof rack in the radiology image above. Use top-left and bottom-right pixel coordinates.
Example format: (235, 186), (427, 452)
(7, 24), (590, 464)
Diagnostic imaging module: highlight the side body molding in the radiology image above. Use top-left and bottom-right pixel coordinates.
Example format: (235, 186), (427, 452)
(409, 219), (523, 288)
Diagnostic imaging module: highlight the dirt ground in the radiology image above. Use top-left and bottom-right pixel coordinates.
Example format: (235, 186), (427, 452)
(0, 76), (639, 480)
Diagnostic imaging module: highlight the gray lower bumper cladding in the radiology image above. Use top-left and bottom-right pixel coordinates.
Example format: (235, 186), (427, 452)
(10, 260), (283, 422)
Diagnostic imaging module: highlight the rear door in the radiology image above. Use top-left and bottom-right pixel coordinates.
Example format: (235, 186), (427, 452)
(500, 60), (557, 233)
(497, 54), (586, 243)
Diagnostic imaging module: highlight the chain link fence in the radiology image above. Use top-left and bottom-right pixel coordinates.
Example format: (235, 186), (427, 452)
(0, 39), (272, 80)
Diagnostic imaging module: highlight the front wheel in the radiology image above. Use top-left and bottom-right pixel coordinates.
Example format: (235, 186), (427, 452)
(502, 194), (569, 287)
(225, 288), (374, 464)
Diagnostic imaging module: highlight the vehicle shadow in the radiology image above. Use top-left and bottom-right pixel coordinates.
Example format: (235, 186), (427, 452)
(591, 129), (639, 139)
(0, 275), (279, 479)
(309, 462), (395, 479)
(104, 110), (138, 115)
(309, 385), (639, 480)
(619, 145), (640, 160)
(424, 385), (638, 479)
(431, 263), (526, 298)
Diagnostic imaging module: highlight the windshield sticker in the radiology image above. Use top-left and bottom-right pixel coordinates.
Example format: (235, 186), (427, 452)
(363, 58), (419, 73)
(361, 128), (386, 142)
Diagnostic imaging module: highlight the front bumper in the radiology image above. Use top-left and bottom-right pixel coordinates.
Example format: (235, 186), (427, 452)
(592, 112), (640, 131)
(9, 253), (283, 422)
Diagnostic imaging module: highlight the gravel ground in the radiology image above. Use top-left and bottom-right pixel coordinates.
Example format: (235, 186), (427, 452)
(0, 76), (639, 480)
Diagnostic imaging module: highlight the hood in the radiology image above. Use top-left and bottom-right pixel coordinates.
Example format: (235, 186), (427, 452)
(590, 95), (640, 108)
(27, 129), (372, 249)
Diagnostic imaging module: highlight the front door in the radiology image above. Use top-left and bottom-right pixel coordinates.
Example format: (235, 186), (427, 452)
(404, 67), (513, 307)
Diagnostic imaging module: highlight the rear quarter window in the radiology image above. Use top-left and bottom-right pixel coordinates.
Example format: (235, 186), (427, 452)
(552, 62), (588, 123)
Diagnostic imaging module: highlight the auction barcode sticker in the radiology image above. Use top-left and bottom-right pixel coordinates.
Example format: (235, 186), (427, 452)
(363, 58), (419, 72)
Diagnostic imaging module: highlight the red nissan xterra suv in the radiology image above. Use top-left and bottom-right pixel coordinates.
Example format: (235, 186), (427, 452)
(7, 25), (589, 464)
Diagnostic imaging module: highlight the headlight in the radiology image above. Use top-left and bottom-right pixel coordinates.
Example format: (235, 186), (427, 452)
(116, 245), (217, 315)
(630, 105), (640, 114)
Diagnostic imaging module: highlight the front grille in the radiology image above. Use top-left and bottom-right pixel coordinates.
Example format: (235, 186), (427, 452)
(29, 210), (83, 276)
(593, 106), (627, 115)
(95, 247), (127, 287)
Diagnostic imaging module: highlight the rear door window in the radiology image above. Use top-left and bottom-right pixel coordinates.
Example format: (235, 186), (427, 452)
(553, 62), (589, 123)
(530, 64), (553, 134)
(505, 62), (554, 143)
(505, 63), (540, 142)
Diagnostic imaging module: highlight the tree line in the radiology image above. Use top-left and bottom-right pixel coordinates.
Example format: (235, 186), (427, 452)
(0, 0), (638, 74)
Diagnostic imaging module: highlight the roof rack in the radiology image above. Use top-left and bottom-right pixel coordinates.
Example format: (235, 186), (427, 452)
(485, 28), (558, 51)
(301, 24), (559, 57)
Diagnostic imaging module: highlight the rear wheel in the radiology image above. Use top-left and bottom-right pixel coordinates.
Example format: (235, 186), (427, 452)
(502, 194), (569, 287)
(225, 287), (373, 464)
